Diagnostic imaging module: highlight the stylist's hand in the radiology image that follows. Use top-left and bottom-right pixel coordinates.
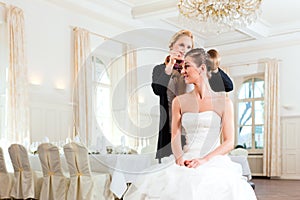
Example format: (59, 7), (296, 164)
(175, 157), (185, 166)
(186, 158), (208, 168)
(168, 50), (184, 65)
(165, 50), (184, 75)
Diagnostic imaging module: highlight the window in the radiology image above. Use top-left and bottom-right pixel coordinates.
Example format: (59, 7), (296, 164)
(92, 56), (112, 143)
(237, 77), (264, 153)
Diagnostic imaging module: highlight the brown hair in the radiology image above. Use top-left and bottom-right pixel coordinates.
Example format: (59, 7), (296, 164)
(207, 49), (220, 68)
(168, 30), (194, 49)
(185, 48), (212, 78)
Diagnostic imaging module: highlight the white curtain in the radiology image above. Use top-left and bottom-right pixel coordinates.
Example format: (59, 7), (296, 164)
(73, 27), (91, 146)
(7, 6), (29, 144)
(220, 66), (230, 144)
(263, 59), (281, 177)
(124, 45), (138, 147)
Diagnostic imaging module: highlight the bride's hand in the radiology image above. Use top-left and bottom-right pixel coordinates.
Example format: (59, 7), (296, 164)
(186, 158), (208, 168)
(175, 157), (185, 166)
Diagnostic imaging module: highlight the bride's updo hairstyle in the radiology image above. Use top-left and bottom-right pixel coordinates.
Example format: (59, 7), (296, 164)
(185, 48), (212, 78)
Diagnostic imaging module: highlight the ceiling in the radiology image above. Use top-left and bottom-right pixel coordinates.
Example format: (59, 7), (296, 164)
(45, 0), (300, 54)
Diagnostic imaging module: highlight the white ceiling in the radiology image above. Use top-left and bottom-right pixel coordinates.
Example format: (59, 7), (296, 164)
(45, 0), (300, 54)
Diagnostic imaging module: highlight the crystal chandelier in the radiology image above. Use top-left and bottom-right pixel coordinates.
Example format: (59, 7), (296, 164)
(178, 0), (263, 33)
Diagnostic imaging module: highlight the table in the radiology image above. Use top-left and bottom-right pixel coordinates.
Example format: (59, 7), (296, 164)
(29, 153), (152, 198)
(229, 155), (252, 180)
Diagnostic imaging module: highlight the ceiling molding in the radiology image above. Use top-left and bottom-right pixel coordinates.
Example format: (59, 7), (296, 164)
(161, 18), (206, 46)
(236, 20), (270, 39)
(44, 0), (134, 30)
(204, 37), (255, 49)
(131, 0), (177, 19)
(269, 21), (300, 36)
(215, 32), (300, 57)
(42, 0), (300, 51)
(112, 0), (135, 7)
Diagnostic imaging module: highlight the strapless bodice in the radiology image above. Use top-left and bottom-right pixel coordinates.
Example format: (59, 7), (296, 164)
(181, 111), (222, 159)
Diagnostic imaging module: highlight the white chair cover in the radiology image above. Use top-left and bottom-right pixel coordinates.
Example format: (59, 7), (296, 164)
(38, 143), (69, 200)
(229, 148), (249, 156)
(0, 147), (14, 199)
(63, 142), (113, 200)
(8, 144), (42, 199)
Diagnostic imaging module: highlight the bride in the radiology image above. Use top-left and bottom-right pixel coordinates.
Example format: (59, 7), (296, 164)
(124, 48), (257, 200)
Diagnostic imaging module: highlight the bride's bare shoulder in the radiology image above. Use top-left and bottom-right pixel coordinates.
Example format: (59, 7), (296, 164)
(177, 91), (194, 99)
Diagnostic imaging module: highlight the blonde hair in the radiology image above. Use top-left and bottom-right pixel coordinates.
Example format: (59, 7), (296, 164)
(168, 30), (194, 49)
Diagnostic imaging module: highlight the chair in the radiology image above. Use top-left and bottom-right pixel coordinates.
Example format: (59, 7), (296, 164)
(0, 147), (14, 199)
(63, 142), (114, 200)
(140, 145), (157, 165)
(229, 148), (248, 156)
(229, 147), (255, 190)
(38, 143), (69, 200)
(8, 144), (42, 199)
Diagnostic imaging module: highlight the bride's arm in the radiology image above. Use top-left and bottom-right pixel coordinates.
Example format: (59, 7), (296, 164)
(187, 98), (235, 168)
(171, 97), (184, 166)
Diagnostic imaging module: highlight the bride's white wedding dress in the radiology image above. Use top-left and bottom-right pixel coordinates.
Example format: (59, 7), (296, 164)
(124, 111), (257, 200)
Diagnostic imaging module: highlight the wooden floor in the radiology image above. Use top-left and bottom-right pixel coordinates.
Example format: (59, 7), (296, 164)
(252, 178), (300, 200)
(117, 178), (300, 200)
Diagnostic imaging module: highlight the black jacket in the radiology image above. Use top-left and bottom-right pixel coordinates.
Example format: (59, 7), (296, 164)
(209, 68), (234, 92)
(151, 64), (173, 159)
(151, 64), (233, 159)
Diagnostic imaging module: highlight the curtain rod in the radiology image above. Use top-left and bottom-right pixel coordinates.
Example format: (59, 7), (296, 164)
(89, 30), (127, 45)
(71, 26), (127, 45)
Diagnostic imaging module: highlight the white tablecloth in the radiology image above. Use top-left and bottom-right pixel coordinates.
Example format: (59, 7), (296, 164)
(229, 155), (252, 180)
(29, 153), (152, 198)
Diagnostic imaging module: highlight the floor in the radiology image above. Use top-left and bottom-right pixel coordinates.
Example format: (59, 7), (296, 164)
(252, 178), (300, 200)
(117, 178), (300, 200)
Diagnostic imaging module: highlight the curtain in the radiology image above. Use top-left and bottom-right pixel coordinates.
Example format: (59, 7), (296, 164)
(7, 6), (29, 145)
(73, 27), (91, 146)
(124, 45), (138, 148)
(263, 59), (281, 177)
(220, 66), (230, 144)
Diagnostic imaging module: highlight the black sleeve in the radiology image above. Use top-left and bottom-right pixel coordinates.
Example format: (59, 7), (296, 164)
(218, 68), (234, 92)
(151, 64), (172, 96)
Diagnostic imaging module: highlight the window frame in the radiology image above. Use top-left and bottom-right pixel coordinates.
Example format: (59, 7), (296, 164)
(236, 74), (265, 154)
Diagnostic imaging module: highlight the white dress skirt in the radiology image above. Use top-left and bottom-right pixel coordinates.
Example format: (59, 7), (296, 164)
(124, 111), (257, 200)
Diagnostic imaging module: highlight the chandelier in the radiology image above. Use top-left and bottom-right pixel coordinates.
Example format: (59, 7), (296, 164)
(178, 0), (263, 33)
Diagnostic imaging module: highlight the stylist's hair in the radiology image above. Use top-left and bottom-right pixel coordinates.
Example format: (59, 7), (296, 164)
(168, 30), (194, 49)
(185, 48), (212, 72)
(207, 49), (220, 68)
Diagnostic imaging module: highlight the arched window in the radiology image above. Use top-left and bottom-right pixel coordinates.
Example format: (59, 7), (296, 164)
(237, 77), (264, 152)
(92, 56), (112, 143)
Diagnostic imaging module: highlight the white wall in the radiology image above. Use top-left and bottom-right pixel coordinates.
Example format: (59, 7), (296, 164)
(1, 0), (124, 142)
